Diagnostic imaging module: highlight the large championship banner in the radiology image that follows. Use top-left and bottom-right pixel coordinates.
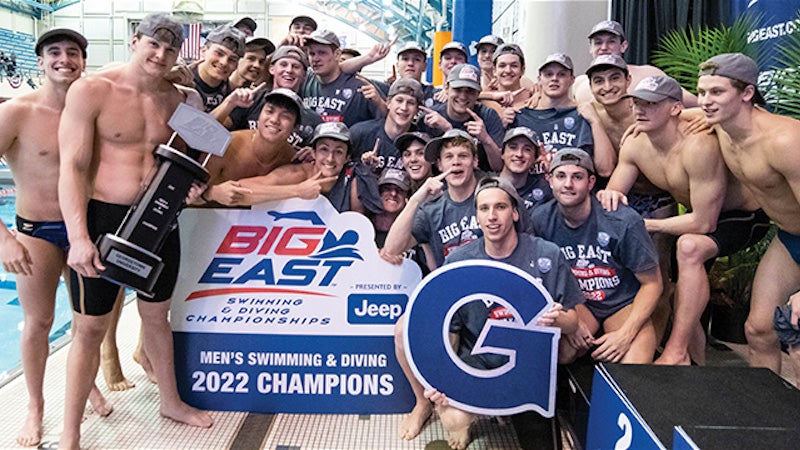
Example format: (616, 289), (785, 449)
(170, 197), (421, 413)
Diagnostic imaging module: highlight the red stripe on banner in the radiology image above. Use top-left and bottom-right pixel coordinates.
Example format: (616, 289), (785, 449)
(185, 287), (337, 301)
(180, 23), (202, 60)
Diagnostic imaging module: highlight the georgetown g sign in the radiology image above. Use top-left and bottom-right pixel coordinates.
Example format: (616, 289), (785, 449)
(404, 260), (560, 417)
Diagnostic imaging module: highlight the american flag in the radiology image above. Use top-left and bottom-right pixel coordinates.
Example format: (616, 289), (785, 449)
(180, 23), (202, 61)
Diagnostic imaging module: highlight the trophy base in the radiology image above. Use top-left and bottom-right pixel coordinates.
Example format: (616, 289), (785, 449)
(96, 234), (164, 297)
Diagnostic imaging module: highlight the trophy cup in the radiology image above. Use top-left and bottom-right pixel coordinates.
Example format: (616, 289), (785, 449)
(96, 103), (231, 296)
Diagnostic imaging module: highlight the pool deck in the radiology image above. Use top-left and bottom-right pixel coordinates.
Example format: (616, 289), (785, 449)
(0, 296), (796, 449)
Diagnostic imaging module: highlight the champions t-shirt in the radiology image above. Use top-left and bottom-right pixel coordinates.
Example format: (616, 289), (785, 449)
(301, 71), (379, 127)
(532, 198), (658, 319)
(512, 106), (594, 174)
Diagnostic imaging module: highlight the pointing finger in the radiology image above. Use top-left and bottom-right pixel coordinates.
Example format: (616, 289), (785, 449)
(465, 108), (480, 120)
(434, 168), (453, 180)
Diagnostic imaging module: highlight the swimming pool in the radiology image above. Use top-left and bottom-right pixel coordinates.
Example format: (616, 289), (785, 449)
(0, 183), (74, 386)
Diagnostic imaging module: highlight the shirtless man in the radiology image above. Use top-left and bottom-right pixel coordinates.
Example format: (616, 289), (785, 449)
(696, 53), (800, 380)
(58, 13), (213, 448)
(598, 75), (769, 365)
(200, 88), (302, 205)
(0, 28), (112, 448)
(572, 20), (697, 106)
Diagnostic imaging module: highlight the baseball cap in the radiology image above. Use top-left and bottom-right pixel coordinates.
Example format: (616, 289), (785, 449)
(588, 20), (625, 40)
(397, 41), (427, 58)
(306, 29), (340, 49)
(474, 175), (522, 208)
(388, 78), (423, 103)
(623, 76), (682, 102)
(586, 54), (628, 76)
(136, 13), (184, 49)
(271, 45), (309, 68)
(476, 35), (504, 51)
(395, 131), (431, 152)
(492, 43), (525, 66)
(378, 168), (411, 191)
(341, 48), (361, 58)
(291, 15), (318, 31)
(440, 41), (468, 60)
(698, 53), (765, 104)
(245, 37), (275, 56)
(311, 122), (351, 146)
(234, 17), (257, 34)
(550, 148), (595, 174)
(206, 24), (246, 57)
(539, 53), (574, 72)
(263, 88), (303, 122)
(503, 127), (539, 147)
(35, 28), (88, 58)
(424, 129), (477, 163)
(447, 64), (481, 91)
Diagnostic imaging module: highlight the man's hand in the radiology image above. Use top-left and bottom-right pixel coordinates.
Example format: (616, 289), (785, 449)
(596, 189), (628, 211)
(413, 168), (452, 203)
(186, 181), (207, 205)
(565, 320), (594, 352)
(424, 388), (450, 407)
(365, 37), (396, 64)
(577, 101), (600, 125)
(536, 302), (563, 327)
(67, 237), (104, 278)
(525, 83), (542, 109)
(789, 291), (800, 330)
(293, 145), (315, 163)
(165, 58), (203, 87)
(379, 247), (405, 265)
(419, 106), (452, 132)
(590, 327), (635, 363)
(296, 172), (338, 199)
(226, 82), (269, 109)
(360, 138), (381, 169)
(208, 181), (253, 206)
(500, 106), (520, 128)
(0, 235), (33, 276)
(433, 88), (448, 103)
(465, 108), (490, 144)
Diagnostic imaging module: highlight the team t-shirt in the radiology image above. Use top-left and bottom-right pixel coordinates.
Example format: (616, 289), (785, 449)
(411, 190), (482, 268)
(228, 87), (323, 148)
(512, 107), (594, 174)
(301, 71), (379, 127)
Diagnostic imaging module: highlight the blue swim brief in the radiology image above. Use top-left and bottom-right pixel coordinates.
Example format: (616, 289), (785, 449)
(777, 229), (800, 265)
(15, 215), (70, 251)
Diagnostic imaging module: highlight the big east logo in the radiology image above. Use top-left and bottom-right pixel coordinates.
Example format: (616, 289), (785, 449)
(195, 210), (362, 291)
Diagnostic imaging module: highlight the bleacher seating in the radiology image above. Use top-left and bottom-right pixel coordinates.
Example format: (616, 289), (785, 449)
(0, 28), (38, 73)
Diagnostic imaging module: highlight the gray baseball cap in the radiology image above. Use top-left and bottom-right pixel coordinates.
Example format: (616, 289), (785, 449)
(447, 63), (481, 91)
(492, 43), (525, 66)
(424, 129), (477, 163)
(477, 35), (504, 51)
(291, 15), (318, 31)
(395, 131), (431, 152)
(388, 78), (423, 103)
(503, 127), (539, 147)
(440, 41), (468, 60)
(550, 148), (595, 174)
(206, 24), (246, 57)
(136, 13), (184, 49)
(623, 76), (682, 102)
(306, 29), (341, 49)
(311, 122), (351, 145)
(36, 28), (88, 57)
(539, 53), (574, 72)
(234, 17), (257, 34)
(263, 88), (303, 123)
(397, 41), (427, 58)
(245, 37), (275, 56)
(378, 168), (411, 191)
(699, 53), (765, 104)
(586, 54), (628, 76)
(589, 20), (625, 40)
(271, 45), (309, 68)
(474, 175), (522, 208)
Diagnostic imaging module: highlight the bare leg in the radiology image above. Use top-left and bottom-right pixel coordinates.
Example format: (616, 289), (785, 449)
(746, 240), (800, 372)
(59, 311), (113, 450)
(601, 305), (657, 364)
(394, 315), (432, 440)
(15, 236), (61, 447)
(650, 232), (675, 344)
(132, 322), (156, 383)
(100, 289), (135, 391)
(137, 299), (212, 428)
(436, 405), (474, 450)
(656, 234), (717, 365)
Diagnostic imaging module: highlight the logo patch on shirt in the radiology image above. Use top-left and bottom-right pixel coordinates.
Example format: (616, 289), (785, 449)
(597, 232), (610, 247)
(564, 117), (575, 130)
(342, 88), (353, 99)
(532, 188), (544, 201)
(537, 257), (552, 273)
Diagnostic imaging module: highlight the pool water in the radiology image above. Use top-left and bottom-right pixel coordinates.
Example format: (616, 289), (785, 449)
(0, 184), (74, 384)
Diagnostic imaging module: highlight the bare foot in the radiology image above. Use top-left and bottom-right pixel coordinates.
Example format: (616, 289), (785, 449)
(16, 409), (43, 447)
(160, 402), (213, 428)
(88, 386), (114, 417)
(399, 402), (433, 440)
(58, 434), (80, 450)
(101, 352), (135, 391)
(133, 348), (158, 384)
(439, 406), (474, 450)
(654, 349), (691, 366)
(687, 324), (707, 365)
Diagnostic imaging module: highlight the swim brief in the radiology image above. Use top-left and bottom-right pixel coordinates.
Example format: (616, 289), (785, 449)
(69, 199), (180, 316)
(778, 229), (800, 266)
(627, 191), (677, 219)
(15, 215), (70, 251)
